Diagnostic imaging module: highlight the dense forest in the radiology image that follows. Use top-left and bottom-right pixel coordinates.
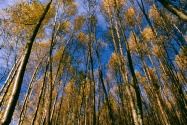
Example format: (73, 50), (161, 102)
(0, 0), (187, 124)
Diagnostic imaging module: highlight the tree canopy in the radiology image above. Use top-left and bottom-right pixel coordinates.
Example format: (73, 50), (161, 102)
(0, 0), (187, 125)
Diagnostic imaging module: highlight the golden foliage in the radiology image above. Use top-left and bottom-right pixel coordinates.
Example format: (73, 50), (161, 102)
(152, 45), (159, 57)
(129, 32), (148, 54)
(180, 46), (187, 57)
(149, 5), (162, 25)
(108, 52), (121, 71)
(175, 46), (187, 69)
(102, 0), (126, 13)
(64, 79), (75, 93)
(59, 21), (70, 32)
(73, 15), (86, 31)
(84, 78), (91, 98)
(8, 1), (55, 36)
(77, 32), (87, 44)
(135, 71), (147, 85)
(125, 8), (135, 17)
(141, 27), (154, 42)
(163, 85), (171, 95)
(177, 73), (185, 84)
(53, 46), (65, 62)
(152, 45), (164, 57)
(103, 0), (126, 7)
(138, 43), (148, 54)
(52, 46), (71, 72)
(124, 7), (136, 26)
(30, 39), (51, 62)
(147, 67), (160, 89)
(157, 36), (166, 43)
(149, 36), (166, 44)
(129, 32), (138, 52)
(60, 0), (73, 4)
(66, 2), (78, 16)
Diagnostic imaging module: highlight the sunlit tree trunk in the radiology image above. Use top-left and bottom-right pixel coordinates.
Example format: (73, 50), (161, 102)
(31, 60), (49, 125)
(112, 1), (143, 123)
(106, 8), (140, 125)
(131, 30), (170, 125)
(18, 55), (46, 125)
(137, 1), (187, 123)
(0, 60), (21, 107)
(0, 1), (52, 124)
(96, 43), (115, 125)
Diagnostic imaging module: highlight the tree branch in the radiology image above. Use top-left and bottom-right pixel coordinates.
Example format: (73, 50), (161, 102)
(157, 0), (187, 22)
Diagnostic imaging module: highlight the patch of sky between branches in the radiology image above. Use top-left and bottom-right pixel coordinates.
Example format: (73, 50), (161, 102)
(76, 0), (107, 30)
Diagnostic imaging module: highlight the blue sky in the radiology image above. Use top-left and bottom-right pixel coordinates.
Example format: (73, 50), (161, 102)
(0, 0), (16, 8)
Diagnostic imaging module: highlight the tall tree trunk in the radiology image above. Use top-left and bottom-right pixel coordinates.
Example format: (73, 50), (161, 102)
(115, 14), (143, 125)
(96, 44), (115, 125)
(31, 60), (49, 125)
(131, 31), (170, 125)
(88, 41), (96, 125)
(0, 54), (22, 96)
(0, 1), (52, 124)
(0, 60), (21, 107)
(157, 0), (187, 22)
(18, 55), (46, 125)
(107, 8), (141, 124)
